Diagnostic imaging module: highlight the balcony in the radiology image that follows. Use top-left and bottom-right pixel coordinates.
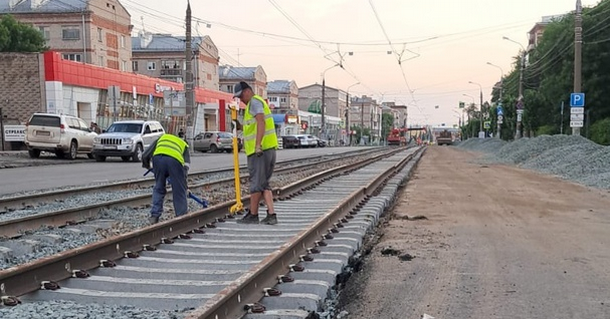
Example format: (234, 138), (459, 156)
(160, 69), (183, 76)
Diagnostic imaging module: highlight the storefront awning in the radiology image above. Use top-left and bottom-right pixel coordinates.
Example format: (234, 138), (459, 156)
(272, 114), (286, 125)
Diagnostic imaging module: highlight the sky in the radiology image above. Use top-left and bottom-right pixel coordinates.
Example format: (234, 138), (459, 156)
(121, 0), (602, 127)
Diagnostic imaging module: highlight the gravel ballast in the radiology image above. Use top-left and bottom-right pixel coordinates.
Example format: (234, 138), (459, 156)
(0, 301), (185, 319)
(456, 135), (610, 189)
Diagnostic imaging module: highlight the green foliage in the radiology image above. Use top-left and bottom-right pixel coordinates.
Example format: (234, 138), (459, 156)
(381, 113), (394, 140)
(0, 15), (47, 52)
(590, 117), (610, 145)
(536, 125), (556, 136)
(499, 0), (610, 141)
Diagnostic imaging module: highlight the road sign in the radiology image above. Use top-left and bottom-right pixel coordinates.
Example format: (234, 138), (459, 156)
(516, 100), (524, 110)
(497, 105), (504, 116)
(484, 121), (491, 129)
(570, 113), (584, 121)
(459, 101), (465, 108)
(570, 107), (584, 114)
(498, 115), (504, 122)
(570, 120), (584, 127)
(570, 93), (585, 107)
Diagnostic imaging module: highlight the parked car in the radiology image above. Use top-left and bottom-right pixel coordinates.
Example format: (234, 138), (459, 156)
(294, 134), (317, 148)
(312, 136), (327, 147)
(24, 113), (97, 160)
(92, 120), (164, 162)
(193, 131), (242, 153)
(281, 135), (300, 149)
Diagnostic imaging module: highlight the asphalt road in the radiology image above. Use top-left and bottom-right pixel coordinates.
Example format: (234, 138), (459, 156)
(0, 147), (371, 195)
(339, 146), (610, 319)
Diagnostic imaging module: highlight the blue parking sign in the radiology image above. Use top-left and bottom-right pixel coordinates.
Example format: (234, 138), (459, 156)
(570, 93), (585, 107)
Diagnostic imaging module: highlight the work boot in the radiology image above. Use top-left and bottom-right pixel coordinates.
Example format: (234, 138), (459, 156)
(237, 211), (259, 224)
(261, 213), (277, 225)
(148, 216), (160, 224)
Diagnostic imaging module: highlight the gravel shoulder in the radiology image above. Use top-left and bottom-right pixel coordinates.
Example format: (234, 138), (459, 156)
(338, 146), (610, 319)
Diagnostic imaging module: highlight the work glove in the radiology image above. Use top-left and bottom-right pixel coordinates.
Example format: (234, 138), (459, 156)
(255, 146), (263, 157)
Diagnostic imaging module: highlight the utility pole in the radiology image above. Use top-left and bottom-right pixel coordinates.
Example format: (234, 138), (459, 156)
(321, 78), (325, 139)
(573, 0), (583, 136)
(516, 50), (525, 139)
(185, 0), (194, 146)
(361, 101), (364, 145)
(560, 101), (564, 134)
(0, 107), (4, 151)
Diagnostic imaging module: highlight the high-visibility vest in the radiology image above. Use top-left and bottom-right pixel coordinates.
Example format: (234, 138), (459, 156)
(243, 95), (278, 156)
(153, 134), (188, 165)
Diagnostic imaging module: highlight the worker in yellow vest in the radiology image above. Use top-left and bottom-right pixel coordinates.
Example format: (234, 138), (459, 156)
(142, 133), (191, 224)
(233, 81), (279, 225)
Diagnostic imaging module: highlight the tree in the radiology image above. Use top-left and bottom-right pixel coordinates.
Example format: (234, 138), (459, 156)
(381, 113), (394, 141)
(351, 125), (370, 144)
(0, 15), (47, 52)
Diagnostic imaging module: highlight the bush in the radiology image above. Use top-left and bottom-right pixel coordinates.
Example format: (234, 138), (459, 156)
(590, 118), (610, 145)
(536, 125), (556, 136)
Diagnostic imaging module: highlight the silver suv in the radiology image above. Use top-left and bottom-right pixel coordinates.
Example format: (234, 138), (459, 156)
(193, 131), (242, 153)
(92, 120), (164, 162)
(24, 113), (97, 160)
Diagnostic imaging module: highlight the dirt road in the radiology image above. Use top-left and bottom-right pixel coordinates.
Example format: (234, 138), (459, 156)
(339, 146), (610, 319)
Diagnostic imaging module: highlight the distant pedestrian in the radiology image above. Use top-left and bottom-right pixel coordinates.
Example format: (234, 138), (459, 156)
(90, 122), (101, 134)
(178, 128), (185, 139)
(233, 81), (278, 225)
(142, 133), (191, 224)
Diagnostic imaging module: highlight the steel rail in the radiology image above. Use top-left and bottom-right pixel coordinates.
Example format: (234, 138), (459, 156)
(0, 148), (384, 212)
(186, 148), (421, 319)
(0, 148), (389, 238)
(0, 147), (408, 300)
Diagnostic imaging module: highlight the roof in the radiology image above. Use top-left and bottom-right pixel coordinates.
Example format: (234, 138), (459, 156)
(219, 66), (257, 80)
(267, 80), (292, 94)
(0, 0), (87, 13)
(132, 33), (205, 51)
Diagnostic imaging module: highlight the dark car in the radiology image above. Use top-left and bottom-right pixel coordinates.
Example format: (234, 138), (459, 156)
(313, 136), (327, 147)
(282, 135), (300, 149)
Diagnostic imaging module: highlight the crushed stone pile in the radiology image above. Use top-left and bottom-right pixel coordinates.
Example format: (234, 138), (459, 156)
(455, 135), (610, 189)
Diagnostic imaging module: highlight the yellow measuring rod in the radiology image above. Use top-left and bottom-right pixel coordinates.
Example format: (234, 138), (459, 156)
(229, 101), (243, 215)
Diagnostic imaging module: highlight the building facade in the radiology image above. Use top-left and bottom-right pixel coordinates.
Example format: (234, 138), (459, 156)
(267, 80), (298, 114)
(381, 102), (408, 128)
(131, 32), (220, 91)
(297, 83), (347, 120)
(527, 14), (565, 51)
(1, 0), (133, 71)
(219, 66), (267, 99)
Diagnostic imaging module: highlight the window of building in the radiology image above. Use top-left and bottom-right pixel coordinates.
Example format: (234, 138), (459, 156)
(62, 53), (82, 62)
(97, 28), (102, 42)
(99, 56), (105, 66)
(38, 26), (50, 40)
(121, 60), (127, 71)
(132, 61), (139, 71)
(147, 61), (156, 70)
(161, 60), (181, 69)
(226, 85), (233, 92)
(280, 97), (287, 103)
(268, 97), (278, 102)
(120, 35), (125, 48)
(62, 26), (80, 40)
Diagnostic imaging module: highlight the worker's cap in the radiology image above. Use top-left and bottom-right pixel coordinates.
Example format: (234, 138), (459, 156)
(233, 81), (251, 98)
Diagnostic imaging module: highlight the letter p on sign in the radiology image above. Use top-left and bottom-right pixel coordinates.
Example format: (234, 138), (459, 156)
(570, 93), (585, 107)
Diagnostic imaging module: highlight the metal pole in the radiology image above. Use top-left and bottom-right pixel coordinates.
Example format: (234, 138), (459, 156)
(361, 101), (364, 145)
(185, 1), (194, 147)
(0, 107), (4, 151)
(516, 50), (525, 139)
(498, 79), (503, 139)
(560, 101), (564, 134)
(346, 92), (350, 146)
(573, 0), (583, 136)
(321, 78), (325, 139)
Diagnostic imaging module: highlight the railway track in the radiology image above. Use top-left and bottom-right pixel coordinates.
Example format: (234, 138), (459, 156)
(0, 147), (384, 212)
(0, 148), (389, 239)
(0, 146), (424, 319)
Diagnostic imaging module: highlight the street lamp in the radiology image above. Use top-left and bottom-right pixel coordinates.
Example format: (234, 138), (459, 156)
(320, 63), (343, 140)
(346, 82), (360, 146)
(468, 81), (484, 137)
(503, 36), (526, 139)
(487, 62), (504, 139)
